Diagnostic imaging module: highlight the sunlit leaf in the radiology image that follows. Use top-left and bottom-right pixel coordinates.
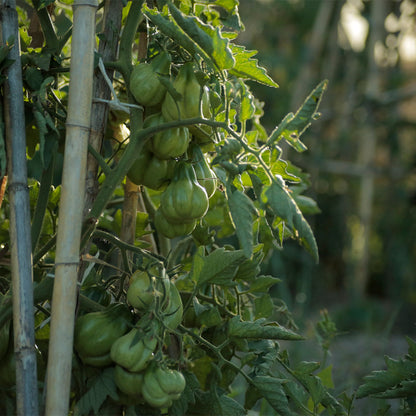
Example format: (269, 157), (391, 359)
(229, 44), (279, 88)
(168, 3), (235, 70)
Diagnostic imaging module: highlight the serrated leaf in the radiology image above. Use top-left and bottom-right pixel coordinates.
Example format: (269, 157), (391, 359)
(229, 44), (279, 88)
(293, 195), (321, 215)
(76, 368), (118, 415)
(374, 379), (416, 399)
(252, 376), (292, 416)
(249, 275), (281, 292)
(228, 316), (303, 340)
(278, 80), (328, 152)
(216, 394), (246, 416)
(168, 3), (235, 70)
(265, 178), (318, 262)
(215, 0), (239, 13)
(234, 245), (264, 281)
(193, 247), (246, 286)
(356, 356), (416, 399)
(227, 188), (258, 258)
(143, 5), (207, 63)
(254, 293), (273, 319)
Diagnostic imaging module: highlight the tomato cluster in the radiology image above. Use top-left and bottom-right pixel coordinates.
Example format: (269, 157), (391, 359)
(128, 55), (217, 238)
(73, 270), (185, 409)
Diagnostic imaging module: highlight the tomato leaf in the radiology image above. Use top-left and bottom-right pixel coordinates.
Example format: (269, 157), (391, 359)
(76, 367), (118, 415)
(226, 188), (258, 258)
(264, 178), (318, 262)
(192, 247), (246, 286)
(267, 80), (328, 152)
(356, 355), (416, 399)
(228, 316), (303, 340)
(249, 275), (281, 293)
(229, 44), (279, 88)
(168, 3), (235, 70)
(252, 375), (291, 416)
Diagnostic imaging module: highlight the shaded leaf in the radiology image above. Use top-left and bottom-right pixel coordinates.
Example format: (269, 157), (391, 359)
(228, 316), (303, 340)
(249, 275), (281, 292)
(254, 293), (273, 319)
(227, 187), (258, 258)
(252, 376), (292, 416)
(192, 247), (246, 286)
(76, 368), (118, 415)
(229, 44), (279, 88)
(265, 178), (318, 262)
(216, 394), (246, 416)
(356, 356), (416, 399)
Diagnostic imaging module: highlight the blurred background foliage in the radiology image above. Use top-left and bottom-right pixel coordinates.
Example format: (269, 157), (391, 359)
(237, 0), (416, 334)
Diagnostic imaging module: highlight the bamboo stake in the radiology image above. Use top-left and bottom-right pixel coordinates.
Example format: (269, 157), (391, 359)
(1, 1), (39, 414)
(83, 0), (123, 218)
(44, 1), (97, 415)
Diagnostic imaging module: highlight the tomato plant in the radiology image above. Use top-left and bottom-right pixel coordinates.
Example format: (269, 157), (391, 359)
(2, 1), (412, 416)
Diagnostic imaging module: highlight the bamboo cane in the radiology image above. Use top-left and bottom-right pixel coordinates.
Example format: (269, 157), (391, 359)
(44, 1), (97, 415)
(1, 0), (39, 414)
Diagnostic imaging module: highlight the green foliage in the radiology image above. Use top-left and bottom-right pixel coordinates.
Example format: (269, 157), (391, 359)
(356, 337), (416, 403)
(1, 1), (414, 416)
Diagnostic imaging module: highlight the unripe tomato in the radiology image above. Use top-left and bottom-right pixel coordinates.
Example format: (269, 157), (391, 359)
(127, 271), (155, 310)
(130, 52), (171, 107)
(162, 281), (183, 330)
(190, 144), (217, 198)
(141, 365), (186, 408)
(154, 208), (197, 239)
(162, 62), (200, 121)
(160, 162), (209, 224)
(127, 147), (175, 191)
(110, 328), (157, 373)
(113, 365), (144, 397)
(74, 303), (131, 367)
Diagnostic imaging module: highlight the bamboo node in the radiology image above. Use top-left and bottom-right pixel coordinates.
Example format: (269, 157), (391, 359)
(72, 0), (98, 9)
(65, 121), (91, 131)
(8, 182), (29, 192)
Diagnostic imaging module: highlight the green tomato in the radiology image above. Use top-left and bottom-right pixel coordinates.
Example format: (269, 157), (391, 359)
(142, 368), (172, 408)
(162, 62), (201, 121)
(152, 125), (190, 160)
(163, 281), (183, 330)
(160, 162), (209, 224)
(81, 352), (113, 368)
(130, 52), (171, 107)
(154, 208), (197, 239)
(113, 365), (144, 397)
(127, 271), (155, 310)
(110, 328), (157, 373)
(190, 144), (217, 198)
(153, 367), (186, 399)
(142, 366), (186, 408)
(127, 147), (175, 191)
(74, 303), (131, 362)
